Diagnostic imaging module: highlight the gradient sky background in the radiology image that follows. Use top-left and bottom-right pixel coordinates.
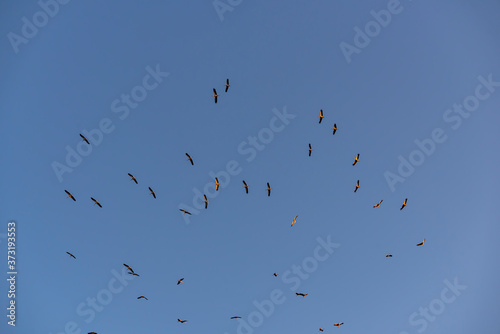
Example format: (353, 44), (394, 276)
(1, 0), (500, 333)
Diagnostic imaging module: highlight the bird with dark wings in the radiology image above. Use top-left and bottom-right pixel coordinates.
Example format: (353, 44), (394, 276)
(319, 109), (324, 123)
(204, 195), (208, 209)
(225, 79), (230, 92)
(400, 198), (408, 210)
(65, 190), (76, 201)
(308, 143), (312, 156)
(354, 180), (360, 193)
(353, 154), (359, 166)
(332, 123), (337, 135)
(128, 173), (138, 184)
(149, 187), (156, 199)
(373, 200), (383, 208)
(242, 180), (249, 193)
(178, 319), (187, 323)
(179, 209), (192, 215)
(296, 292), (308, 297)
(66, 252), (76, 259)
(80, 134), (90, 145)
(186, 153), (194, 165)
(213, 88), (218, 103)
(267, 182), (271, 196)
(90, 197), (102, 208)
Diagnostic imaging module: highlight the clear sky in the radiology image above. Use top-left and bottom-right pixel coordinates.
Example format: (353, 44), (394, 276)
(1, 0), (500, 333)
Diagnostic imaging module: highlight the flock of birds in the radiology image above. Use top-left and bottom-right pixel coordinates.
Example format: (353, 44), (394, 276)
(63, 79), (425, 334)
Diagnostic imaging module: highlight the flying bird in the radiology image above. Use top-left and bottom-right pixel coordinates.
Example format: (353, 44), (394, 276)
(64, 190), (76, 201)
(90, 197), (102, 208)
(273, 273), (278, 277)
(177, 278), (184, 285)
(179, 209), (192, 215)
(178, 319), (187, 324)
(225, 79), (230, 92)
(215, 177), (220, 191)
(149, 187), (156, 199)
(373, 200), (383, 208)
(123, 264), (135, 273)
(386, 254), (393, 258)
(230, 316), (241, 319)
(319, 329), (324, 332)
(88, 332), (97, 334)
(291, 215), (298, 227)
(267, 182), (271, 196)
(400, 198), (407, 210)
(319, 109), (324, 123)
(128, 271), (140, 277)
(242, 180), (249, 193)
(213, 88), (218, 103)
(332, 123), (337, 135)
(308, 143), (312, 156)
(128, 173), (138, 184)
(417, 239), (425, 246)
(186, 153), (194, 165)
(80, 134), (90, 145)
(296, 292), (308, 297)
(334, 322), (344, 327)
(354, 180), (360, 193)
(66, 252), (76, 259)
(204, 195), (208, 209)
(137, 296), (148, 300)
(353, 154), (359, 166)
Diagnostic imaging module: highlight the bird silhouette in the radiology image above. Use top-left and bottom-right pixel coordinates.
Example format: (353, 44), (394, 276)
(65, 190), (76, 201)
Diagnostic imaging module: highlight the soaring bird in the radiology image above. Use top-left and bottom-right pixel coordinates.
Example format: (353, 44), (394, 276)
(128, 271), (140, 277)
(123, 263), (134, 272)
(230, 316), (241, 319)
(179, 209), (192, 215)
(291, 215), (298, 227)
(213, 88), (218, 103)
(373, 200), (383, 208)
(225, 79), (230, 92)
(90, 197), (102, 208)
(273, 273), (278, 277)
(128, 173), (138, 184)
(332, 123), (337, 135)
(386, 254), (393, 258)
(354, 180), (360, 193)
(353, 154), (359, 166)
(88, 332), (97, 334)
(296, 292), (308, 297)
(242, 180), (249, 194)
(417, 239), (425, 246)
(186, 153), (194, 165)
(204, 195), (209, 209)
(267, 182), (271, 197)
(308, 144), (312, 156)
(400, 198), (407, 210)
(137, 296), (148, 300)
(334, 322), (344, 327)
(319, 110), (324, 123)
(149, 187), (156, 199)
(66, 252), (76, 259)
(65, 190), (76, 201)
(215, 177), (220, 191)
(80, 134), (90, 145)
(319, 329), (324, 332)
(177, 278), (184, 285)
(178, 319), (187, 324)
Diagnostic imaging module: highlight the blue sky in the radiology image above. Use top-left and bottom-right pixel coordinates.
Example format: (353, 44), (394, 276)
(1, 0), (500, 333)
